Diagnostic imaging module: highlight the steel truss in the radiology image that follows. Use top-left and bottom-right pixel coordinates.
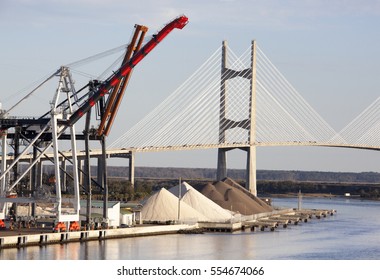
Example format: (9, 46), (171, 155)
(0, 67), (80, 229)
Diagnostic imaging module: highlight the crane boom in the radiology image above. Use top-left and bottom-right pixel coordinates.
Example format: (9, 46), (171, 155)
(68, 15), (189, 126)
(97, 24), (148, 137)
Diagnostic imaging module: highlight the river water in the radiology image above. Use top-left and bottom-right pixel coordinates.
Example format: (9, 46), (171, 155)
(1, 197), (380, 260)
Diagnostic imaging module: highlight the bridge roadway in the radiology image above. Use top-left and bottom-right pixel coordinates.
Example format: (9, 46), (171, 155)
(1, 141), (378, 203)
(111, 141), (380, 153)
(9, 141), (380, 163)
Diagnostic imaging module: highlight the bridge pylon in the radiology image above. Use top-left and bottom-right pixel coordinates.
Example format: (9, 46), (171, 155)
(217, 40), (257, 195)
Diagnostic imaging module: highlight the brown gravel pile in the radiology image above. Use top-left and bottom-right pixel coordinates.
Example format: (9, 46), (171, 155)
(198, 178), (273, 215)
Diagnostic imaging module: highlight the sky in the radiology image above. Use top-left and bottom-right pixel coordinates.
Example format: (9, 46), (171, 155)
(1, 0), (380, 173)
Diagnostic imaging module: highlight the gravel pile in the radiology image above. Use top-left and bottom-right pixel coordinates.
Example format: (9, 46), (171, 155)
(198, 178), (273, 215)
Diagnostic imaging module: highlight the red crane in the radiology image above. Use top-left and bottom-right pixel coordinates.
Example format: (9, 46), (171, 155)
(68, 15), (189, 127)
(0, 15), (188, 231)
(97, 24), (148, 137)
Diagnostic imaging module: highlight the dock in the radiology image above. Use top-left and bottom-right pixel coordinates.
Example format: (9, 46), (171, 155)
(0, 208), (337, 249)
(198, 208), (337, 233)
(0, 224), (198, 249)
(198, 221), (243, 232)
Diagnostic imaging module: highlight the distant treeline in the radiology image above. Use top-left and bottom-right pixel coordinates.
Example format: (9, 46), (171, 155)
(257, 180), (380, 197)
(112, 166), (380, 184)
(30, 165), (380, 199)
(36, 164), (380, 183)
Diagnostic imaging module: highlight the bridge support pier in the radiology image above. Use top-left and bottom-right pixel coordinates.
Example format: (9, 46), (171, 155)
(217, 40), (257, 196)
(216, 146), (257, 196)
(129, 151), (135, 187)
(216, 148), (228, 181)
(109, 151), (135, 189)
(245, 146), (257, 196)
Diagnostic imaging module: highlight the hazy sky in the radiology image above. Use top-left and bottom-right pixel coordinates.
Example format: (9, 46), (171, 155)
(1, 0), (380, 173)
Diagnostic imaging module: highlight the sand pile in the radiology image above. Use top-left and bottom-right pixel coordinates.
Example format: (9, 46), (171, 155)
(141, 187), (207, 222)
(200, 183), (226, 205)
(168, 182), (232, 221)
(198, 178), (273, 215)
(223, 178), (273, 212)
(142, 179), (273, 222)
(167, 181), (193, 198)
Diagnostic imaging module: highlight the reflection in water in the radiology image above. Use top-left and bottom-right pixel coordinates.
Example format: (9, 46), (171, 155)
(84, 241), (90, 259)
(1, 197), (380, 260)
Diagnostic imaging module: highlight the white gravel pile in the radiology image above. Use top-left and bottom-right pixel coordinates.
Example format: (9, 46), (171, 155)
(169, 182), (232, 222)
(141, 187), (207, 222)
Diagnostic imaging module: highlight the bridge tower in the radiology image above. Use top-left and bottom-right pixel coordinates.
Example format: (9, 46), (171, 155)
(217, 40), (257, 195)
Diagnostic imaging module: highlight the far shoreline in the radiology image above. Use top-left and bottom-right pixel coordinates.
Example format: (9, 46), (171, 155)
(266, 193), (380, 202)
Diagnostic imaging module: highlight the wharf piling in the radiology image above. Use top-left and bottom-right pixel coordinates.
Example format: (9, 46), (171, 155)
(199, 208), (336, 233)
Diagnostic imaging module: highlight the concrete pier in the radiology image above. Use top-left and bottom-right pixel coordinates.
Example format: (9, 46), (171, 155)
(0, 208), (337, 249)
(0, 224), (198, 249)
(198, 221), (242, 232)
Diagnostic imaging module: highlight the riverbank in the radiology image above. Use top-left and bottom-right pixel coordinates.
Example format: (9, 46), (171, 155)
(2, 196), (379, 279)
(268, 193), (380, 200)
(268, 193), (337, 198)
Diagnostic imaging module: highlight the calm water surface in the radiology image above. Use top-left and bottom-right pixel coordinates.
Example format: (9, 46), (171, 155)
(1, 197), (380, 260)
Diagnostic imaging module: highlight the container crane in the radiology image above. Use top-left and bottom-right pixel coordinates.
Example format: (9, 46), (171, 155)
(0, 15), (189, 231)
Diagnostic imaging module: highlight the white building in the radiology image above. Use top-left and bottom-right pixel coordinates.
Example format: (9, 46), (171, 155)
(120, 209), (134, 226)
(80, 200), (120, 228)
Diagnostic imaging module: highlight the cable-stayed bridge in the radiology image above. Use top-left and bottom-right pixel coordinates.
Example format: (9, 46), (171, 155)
(108, 40), (380, 195)
(1, 34), (378, 228)
(0, 11), (377, 228)
(2, 38), (377, 202)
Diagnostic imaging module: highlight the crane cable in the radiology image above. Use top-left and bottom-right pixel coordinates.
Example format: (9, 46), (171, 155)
(4, 69), (61, 116)
(3, 36), (150, 116)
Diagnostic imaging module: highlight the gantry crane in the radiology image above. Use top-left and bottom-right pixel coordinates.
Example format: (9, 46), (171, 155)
(0, 15), (188, 231)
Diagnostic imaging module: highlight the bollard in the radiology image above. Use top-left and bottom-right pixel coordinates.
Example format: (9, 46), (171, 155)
(60, 233), (68, 242)
(80, 232), (88, 241)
